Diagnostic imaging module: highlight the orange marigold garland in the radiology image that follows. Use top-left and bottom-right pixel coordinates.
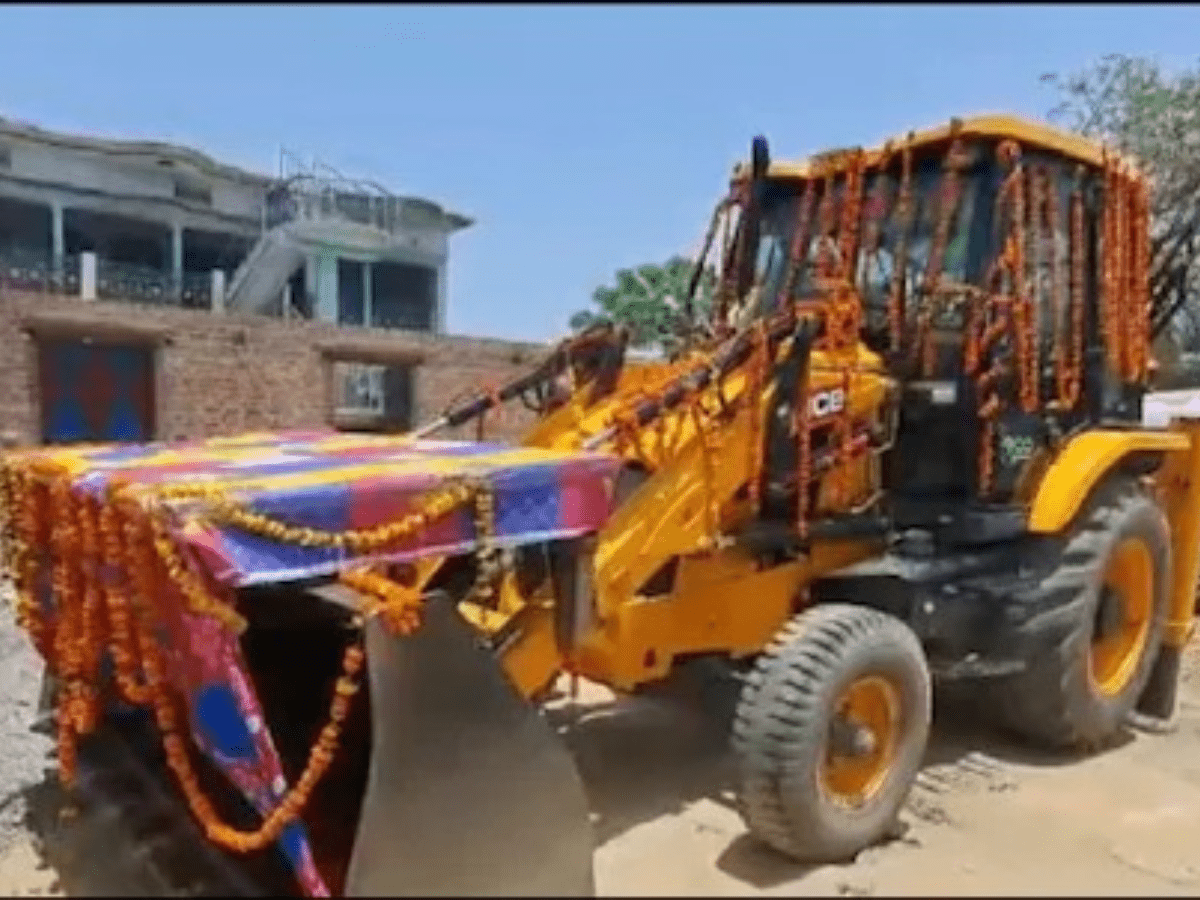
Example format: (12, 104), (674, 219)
(48, 475), (87, 785)
(5, 464), (49, 655)
(98, 496), (151, 706)
(151, 475), (477, 554)
(4, 458), (495, 856)
(338, 569), (423, 636)
(115, 490), (166, 647)
(146, 507), (248, 635)
(0, 459), (16, 572)
(72, 491), (104, 735)
(467, 481), (501, 605)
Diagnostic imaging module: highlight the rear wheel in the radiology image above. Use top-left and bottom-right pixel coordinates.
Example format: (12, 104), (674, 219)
(991, 478), (1170, 750)
(732, 604), (931, 862)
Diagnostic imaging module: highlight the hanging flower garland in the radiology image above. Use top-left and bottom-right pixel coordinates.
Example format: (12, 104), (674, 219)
(338, 569), (423, 636)
(72, 492), (105, 734)
(98, 495), (150, 706)
(5, 464), (48, 654)
(0, 455), (501, 857)
(48, 476), (85, 784)
(150, 476), (478, 554)
(141, 601), (366, 854)
(0, 460), (16, 572)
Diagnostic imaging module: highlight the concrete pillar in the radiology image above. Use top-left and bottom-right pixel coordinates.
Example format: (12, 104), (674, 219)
(363, 260), (374, 328)
(211, 269), (226, 313)
(282, 282), (293, 320)
(50, 202), (64, 281)
(435, 257), (448, 334)
(304, 253), (318, 314)
(314, 251), (338, 323)
(81, 252), (97, 301)
(171, 224), (184, 299)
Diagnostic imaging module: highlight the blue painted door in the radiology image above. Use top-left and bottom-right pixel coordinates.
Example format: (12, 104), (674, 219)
(38, 338), (155, 444)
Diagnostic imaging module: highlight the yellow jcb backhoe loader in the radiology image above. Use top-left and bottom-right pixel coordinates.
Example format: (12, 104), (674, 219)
(5, 113), (1200, 897)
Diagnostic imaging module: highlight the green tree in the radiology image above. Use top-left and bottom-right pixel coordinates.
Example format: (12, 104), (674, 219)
(570, 255), (718, 352)
(1041, 54), (1200, 347)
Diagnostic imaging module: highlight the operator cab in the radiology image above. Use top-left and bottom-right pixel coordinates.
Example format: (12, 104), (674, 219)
(718, 116), (1151, 541)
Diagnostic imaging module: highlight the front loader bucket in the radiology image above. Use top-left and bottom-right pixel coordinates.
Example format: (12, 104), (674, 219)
(344, 595), (595, 897)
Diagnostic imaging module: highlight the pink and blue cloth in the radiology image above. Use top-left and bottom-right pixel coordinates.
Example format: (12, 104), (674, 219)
(18, 430), (621, 895)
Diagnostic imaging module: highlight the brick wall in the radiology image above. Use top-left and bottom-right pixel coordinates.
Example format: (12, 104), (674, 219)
(0, 288), (546, 446)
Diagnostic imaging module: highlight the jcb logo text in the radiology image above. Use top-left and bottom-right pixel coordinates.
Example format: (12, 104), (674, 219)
(810, 388), (846, 419)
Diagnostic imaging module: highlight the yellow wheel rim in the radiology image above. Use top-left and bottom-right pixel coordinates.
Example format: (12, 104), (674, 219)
(1090, 537), (1154, 697)
(819, 675), (900, 808)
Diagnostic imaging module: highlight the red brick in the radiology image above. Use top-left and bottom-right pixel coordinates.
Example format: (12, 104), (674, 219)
(0, 287), (544, 446)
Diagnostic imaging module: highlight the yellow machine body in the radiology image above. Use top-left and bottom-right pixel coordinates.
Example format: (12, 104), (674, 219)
(439, 113), (1200, 713)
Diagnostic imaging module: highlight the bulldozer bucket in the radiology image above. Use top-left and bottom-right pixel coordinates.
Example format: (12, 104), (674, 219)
(343, 594), (595, 897)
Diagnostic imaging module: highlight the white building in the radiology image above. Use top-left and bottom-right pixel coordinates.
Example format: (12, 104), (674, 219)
(0, 116), (471, 333)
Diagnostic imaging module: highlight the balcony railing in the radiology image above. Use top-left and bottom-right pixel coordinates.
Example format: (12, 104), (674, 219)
(0, 246), (427, 336)
(0, 245), (219, 310)
(180, 271), (213, 310)
(0, 246), (80, 294)
(96, 258), (177, 306)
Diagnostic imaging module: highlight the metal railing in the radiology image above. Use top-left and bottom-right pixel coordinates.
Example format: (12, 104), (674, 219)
(180, 271), (213, 310)
(0, 246), (79, 294)
(95, 257), (176, 305)
(0, 245), (218, 310)
(0, 246), (430, 340)
(370, 297), (435, 332)
(264, 150), (430, 236)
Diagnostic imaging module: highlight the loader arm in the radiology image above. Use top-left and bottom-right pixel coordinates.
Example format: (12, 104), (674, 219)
(520, 357), (694, 452)
(562, 339), (893, 689)
(449, 320), (894, 695)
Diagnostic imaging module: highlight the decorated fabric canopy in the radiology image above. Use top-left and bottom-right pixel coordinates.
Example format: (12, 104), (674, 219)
(21, 429), (622, 586)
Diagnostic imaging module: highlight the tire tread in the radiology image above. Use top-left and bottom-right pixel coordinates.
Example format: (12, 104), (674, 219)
(732, 603), (929, 861)
(992, 478), (1170, 750)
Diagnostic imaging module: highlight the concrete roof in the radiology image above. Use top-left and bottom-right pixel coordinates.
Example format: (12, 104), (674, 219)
(0, 115), (273, 186)
(0, 115), (473, 231)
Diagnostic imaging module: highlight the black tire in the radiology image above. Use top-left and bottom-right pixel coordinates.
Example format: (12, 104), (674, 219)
(732, 603), (931, 863)
(991, 477), (1170, 750)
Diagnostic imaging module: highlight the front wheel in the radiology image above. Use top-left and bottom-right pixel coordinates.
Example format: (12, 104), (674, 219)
(731, 603), (931, 863)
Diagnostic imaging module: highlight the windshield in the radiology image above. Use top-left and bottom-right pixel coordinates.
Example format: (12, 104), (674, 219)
(746, 146), (987, 333)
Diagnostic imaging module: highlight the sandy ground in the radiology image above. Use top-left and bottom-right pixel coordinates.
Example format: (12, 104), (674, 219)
(5, 581), (1200, 896)
(579, 665), (1200, 897)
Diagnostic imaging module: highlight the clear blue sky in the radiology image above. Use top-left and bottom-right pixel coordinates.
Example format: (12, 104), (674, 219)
(2, 4), (1198, 342)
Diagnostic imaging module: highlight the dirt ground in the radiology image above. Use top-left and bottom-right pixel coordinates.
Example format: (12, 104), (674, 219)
(580, 666), (1200, 897)
(5, 585), (1200, 896)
